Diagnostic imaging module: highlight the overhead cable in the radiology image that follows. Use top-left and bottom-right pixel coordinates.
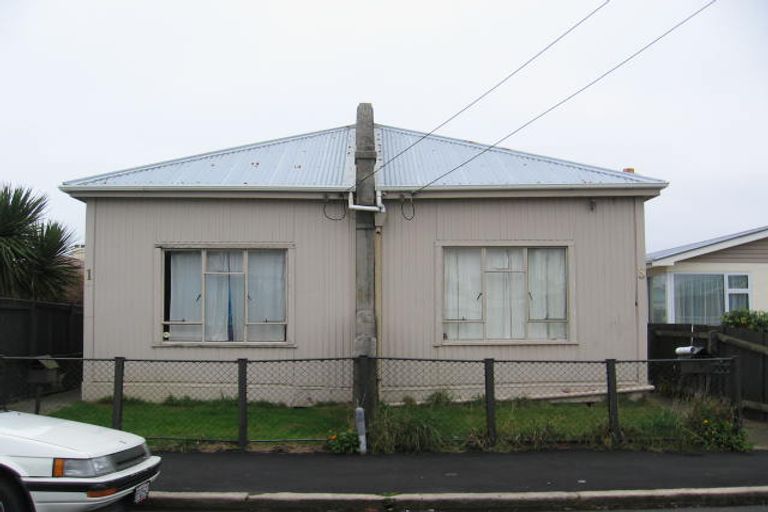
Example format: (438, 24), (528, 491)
(351, 0), (612, 191)
(413, 0), (717, 194)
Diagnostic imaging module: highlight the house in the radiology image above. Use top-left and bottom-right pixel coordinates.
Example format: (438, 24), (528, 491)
(61, 104), (666, 402)
(647, 226), (768, 325)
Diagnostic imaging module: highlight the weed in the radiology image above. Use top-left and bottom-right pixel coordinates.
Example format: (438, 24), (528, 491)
(325, 430), (359, 454)
(425, 390), (453, 406)
(370, 405), (446, 454)
(681, 397), (749, 451)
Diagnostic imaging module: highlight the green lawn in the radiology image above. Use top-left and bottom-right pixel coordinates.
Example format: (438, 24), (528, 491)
(51, 395), (740, 452)
(52, 399), (352, 444)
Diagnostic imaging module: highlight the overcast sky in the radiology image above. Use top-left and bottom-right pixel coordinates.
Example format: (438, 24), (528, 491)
(1, 0), (765, 252)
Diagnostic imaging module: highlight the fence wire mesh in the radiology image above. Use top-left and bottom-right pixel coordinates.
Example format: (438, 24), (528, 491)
(247, 358), (353, 406)
(0, 355), (742, 449)
(378, 358), (484, 404)
(627, 358), (735, 400)
(617, 359), (740, 447)
(121, 359), (239, 442)
(0, 357), (113, 415)
(494, 360), (608, 400)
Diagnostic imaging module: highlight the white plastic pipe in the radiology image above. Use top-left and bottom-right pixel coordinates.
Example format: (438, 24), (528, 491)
(355, 406), (367, 455)
(347, 191), (386, 213)
(376, 190), (387, 213)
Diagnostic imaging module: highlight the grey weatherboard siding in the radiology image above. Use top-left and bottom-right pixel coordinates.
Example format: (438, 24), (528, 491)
(64, 114), (664, 403)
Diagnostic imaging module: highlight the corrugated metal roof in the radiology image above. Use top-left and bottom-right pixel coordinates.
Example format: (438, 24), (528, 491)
(62, 126), (356, 191)
(374, 125), (666, 190)
(61, 123), (666, 193)
(647, 225), (768, 263)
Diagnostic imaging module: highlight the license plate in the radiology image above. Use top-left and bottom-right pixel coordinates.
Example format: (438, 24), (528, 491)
(133, 481), (150, 504)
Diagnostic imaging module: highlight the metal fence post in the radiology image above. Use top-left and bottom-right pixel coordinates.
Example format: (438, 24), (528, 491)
(0, 356), (6, 411)
(707, 330), (719, 355)
(731, 356), (743, 429)
(353, 355), (365, 406)
(34, 384), (42, 415)
(484, 358), (497, 446)
(605, 359), (621, 447)
(28, 302), (38, 356)
(367, 356), (378, 426)
(238, 358), (248, 450)
(112, 357), (125, 430)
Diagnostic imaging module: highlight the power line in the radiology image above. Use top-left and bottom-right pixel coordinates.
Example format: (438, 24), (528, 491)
(351, 0), (612, 191)
(413, 0), (717, 195)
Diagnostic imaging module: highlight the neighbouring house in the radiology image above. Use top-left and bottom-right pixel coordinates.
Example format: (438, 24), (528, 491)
(61, 104), (666, 403)
(646, 225), (768, 325)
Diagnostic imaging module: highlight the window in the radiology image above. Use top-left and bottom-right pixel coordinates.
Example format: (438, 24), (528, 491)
(726, 274), (749, 312)
(163, 249), (287, 342)
(443, 247), (568, 341)
(674, 274), (723, 325)
(648, 275), (667, 323)
(670, 273), (749, 325)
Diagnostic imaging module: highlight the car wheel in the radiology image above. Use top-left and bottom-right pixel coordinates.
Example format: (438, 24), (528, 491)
(0, 477), (28, 512)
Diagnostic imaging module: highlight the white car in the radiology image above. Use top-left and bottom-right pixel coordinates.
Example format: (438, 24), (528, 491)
(0, 411), (161, 512)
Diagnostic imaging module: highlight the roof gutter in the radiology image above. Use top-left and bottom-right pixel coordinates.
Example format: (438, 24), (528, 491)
(379, 182), (668, 192)
(59, 185), (354, 194)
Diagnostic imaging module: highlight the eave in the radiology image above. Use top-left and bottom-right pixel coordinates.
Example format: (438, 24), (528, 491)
(380, 182), (667, 200)
(647, 228), (768, 267)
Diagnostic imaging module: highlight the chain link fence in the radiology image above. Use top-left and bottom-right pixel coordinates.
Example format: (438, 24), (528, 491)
(0, 354), (742, 450)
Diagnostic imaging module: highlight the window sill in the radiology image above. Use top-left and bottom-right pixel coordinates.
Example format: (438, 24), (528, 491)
(153, 342), (297, 349)
(435, 340), (578, 347)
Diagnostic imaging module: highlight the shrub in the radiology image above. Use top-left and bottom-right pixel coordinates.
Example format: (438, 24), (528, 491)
(682, 397), (749, 451)
(721, 310), (768, 331)
(325, 430), (359, 455)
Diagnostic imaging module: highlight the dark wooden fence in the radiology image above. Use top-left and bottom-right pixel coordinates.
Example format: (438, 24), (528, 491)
(716, 326), (768, 415)
(647, 323), (712, 359)
(0, 297), (83, 357)
(649, 323), (767, 417)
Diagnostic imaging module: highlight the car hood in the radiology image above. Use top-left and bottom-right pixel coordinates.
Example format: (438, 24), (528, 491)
(0, 411), (144, 457)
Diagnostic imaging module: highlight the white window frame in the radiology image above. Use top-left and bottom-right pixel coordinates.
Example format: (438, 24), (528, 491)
(725, 273), (750, 312)
(435, 240), (576, 346)
(667, 271), (751, 324)
(152, 243), (295, 347)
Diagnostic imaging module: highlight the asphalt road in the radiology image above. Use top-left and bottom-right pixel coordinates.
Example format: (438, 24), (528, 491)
(150, 450), (768, 494)
(137, 508), (768, 512)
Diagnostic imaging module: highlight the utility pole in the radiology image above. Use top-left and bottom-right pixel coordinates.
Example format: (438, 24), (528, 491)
(352, 103), (378, 419)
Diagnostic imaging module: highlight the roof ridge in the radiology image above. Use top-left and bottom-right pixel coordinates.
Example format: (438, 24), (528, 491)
(374, 124), (664, 185)
(65, 125), (354, 186)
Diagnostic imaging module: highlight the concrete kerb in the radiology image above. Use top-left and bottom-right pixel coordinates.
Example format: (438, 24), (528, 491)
(149, 492), (250, 510)
(149, 486), (768, 511)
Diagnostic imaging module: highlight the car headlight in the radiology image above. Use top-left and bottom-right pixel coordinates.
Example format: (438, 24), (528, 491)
(53, 456), (116, 477)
